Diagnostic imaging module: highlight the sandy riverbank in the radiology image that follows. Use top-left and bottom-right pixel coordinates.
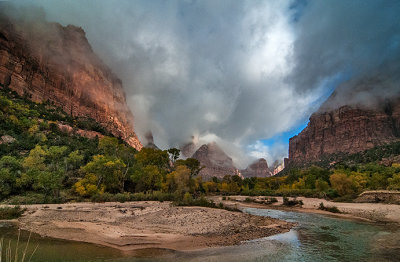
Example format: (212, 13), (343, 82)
(213, 196), (400, 224)
(13, 201), (293, 251)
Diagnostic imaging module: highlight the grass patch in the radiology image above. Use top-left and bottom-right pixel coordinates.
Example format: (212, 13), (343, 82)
(0, 206), (26, 220)
(318, 202), (341, 213)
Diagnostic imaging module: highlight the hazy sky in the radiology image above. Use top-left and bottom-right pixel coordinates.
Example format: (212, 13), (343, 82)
(12, 0), (400, 167)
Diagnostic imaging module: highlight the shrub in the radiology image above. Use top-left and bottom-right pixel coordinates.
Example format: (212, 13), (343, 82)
(244, 197), (252, 202)
(0, 206), (25, 219)
(332, 194), (356, 203)
(318, 202), (341, 213)
(173, 196), (241, 212)
(3, 192), (49, 205)
(266, 197), (278, 204)
(90, 192), (113, 202)
(183, 192), (193, 204)
(282, 196), (303, 207)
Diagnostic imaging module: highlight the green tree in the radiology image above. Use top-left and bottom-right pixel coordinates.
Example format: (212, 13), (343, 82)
(0, 156), (22, 198)
(98, 136), (120, 157)
(135, 148), (170, 171)
(81, 155), (127, 193)
(23, 145), (47, 171)
(74, 173), (104, 197)
(131, 165), (163, 192)
(330, 173), (355, 196)
(388, 173), (400, 190)
(167, 148), (180, 164)
(315, 179), (329, 192)
(175, 158), (202, 177)
(66, 150), (84, 171)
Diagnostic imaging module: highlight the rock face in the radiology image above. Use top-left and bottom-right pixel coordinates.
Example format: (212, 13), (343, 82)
(241, 158), (272, 178)
(180, 136), (199, 158)
(0, 135), (15, 144)
(191, 142), (237, 180)
(144, 131), (160, 150)
(271, 160), (285, 176)
(181, 141), (197, 158)
(57, 123), (104, 140)
(0, 8), (142, 150)
(289, 84), (400, 166)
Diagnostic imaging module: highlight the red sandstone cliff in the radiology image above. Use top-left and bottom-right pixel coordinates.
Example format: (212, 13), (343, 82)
(0, 9), (142, 150)
(289, 84), (400, 165)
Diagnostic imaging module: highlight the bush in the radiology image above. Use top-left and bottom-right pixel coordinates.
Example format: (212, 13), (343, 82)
(90, 192), (113, 202)
(244, 197), (252, 202)
(89, 191), (177, 203)
(332, 194), (356, 203)
(174, 196), (241, 212)
(2, 192), (49, 205)
(282, 196), (303, 206)
(266, 197), (278, 204)
(318, 202), (341, 213)
(325, 189), (339, 199)
(0, 206), (25, 219)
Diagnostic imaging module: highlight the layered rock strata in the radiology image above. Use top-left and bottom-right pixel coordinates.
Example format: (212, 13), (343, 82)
(0, 9), (142, 150)
(289, 92), (400, 165)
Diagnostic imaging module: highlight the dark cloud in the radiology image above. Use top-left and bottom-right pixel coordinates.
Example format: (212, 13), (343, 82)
(290, 0), (400, 93)
(10, 0), (400, 167)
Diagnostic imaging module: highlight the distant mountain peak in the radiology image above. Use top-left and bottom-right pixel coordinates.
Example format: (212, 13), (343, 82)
(191, 142), (237, 180)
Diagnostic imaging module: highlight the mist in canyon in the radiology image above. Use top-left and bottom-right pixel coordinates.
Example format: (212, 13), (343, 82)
(11, 0), (400, 168)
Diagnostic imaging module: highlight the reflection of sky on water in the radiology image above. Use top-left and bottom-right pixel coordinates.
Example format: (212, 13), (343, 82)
(265, 229), (301, 248)
(1, 207), (399, 262)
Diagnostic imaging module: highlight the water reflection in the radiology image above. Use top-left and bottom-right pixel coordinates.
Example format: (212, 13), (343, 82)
(1, 208), (399, 261)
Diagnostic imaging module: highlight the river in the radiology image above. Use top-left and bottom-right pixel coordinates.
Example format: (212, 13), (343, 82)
(1, 207), (399, 261)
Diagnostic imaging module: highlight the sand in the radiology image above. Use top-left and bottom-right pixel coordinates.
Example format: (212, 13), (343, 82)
(13, 201), (293, 251)
(215, 196), (400, 224)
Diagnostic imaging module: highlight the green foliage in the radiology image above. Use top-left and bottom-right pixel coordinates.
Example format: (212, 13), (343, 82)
(0, 206), (25, 219)
(131, 165), (163, 192)
(329, 173), (355, 197)
(81, 154), (127, 193)
(318, 202), (341, 213)
(1, 192), (48, 205)
(175, 158), (202, 177)
(90, 191), (176, 203)
(2, 85), (400, 205)
(135, 148), (169, 170)
(167, 148), (180, 164)
(388, 173), (400, 190)
(282, 196), (303, 206)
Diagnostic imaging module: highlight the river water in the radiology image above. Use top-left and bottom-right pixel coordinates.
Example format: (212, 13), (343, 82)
(1, 208), (399, 261)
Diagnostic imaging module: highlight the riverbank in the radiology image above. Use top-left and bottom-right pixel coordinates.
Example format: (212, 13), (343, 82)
(213, 196), (400, 224)
(10, 201), (293, 251)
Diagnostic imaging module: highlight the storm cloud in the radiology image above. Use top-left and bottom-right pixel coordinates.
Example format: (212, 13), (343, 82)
(11, 0), (400, 167)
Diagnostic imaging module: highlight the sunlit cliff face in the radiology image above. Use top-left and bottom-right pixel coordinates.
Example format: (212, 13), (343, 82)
(0, 7), (142, 150)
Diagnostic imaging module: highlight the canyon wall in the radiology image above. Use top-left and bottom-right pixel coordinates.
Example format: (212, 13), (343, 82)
(0, 9), (142, 150)
(289, 94), (400, 166)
